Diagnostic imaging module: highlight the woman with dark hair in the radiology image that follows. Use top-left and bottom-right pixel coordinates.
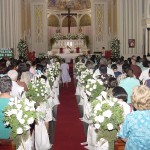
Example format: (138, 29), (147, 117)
(17, 63), (30, 91)
(0, 75), (12, 139)
(112, 86), (131, 117)
(112, 86), (128, 102)
(107, 77), (118, 97)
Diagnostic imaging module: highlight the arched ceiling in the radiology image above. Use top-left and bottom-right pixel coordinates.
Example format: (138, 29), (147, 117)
(48, 0), (91, 10)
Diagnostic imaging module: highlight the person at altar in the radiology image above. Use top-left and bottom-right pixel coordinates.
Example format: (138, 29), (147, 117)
(101, 47), (105, 56)
(64, 45), (71, 54)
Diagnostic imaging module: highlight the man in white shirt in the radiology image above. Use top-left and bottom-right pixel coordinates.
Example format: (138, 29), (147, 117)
(93, 57), (115, 78)
(7, 70), (24, 98)
(139, 61), (150, 84)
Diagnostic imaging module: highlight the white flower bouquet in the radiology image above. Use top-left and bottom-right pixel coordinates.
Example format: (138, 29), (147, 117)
(45, 67), (56, 87)
(75, 62), (87, 77)
(90, 92), (124, 150)
(85, 79), (104, 101)
(4, 97), (38, 147)
(26, 76), (49, 106)
(78, 69), (93, 86)
(51, 62), (60, 78)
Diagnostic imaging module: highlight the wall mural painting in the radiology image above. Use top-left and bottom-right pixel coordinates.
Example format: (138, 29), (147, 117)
(48, 0), (91, 10)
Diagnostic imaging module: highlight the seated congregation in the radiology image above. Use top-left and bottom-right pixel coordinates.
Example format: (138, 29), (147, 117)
(75, 54), (150, 150)
(0, 54), (150, 150)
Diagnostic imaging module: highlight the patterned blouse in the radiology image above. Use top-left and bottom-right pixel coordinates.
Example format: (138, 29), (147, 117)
(118, 110), (150, 150)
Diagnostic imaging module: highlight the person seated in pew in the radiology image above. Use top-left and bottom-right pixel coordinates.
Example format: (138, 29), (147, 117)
(111, 64), (122, 78)
(118, 85), (150, 150)
(0, 75), (12, 139)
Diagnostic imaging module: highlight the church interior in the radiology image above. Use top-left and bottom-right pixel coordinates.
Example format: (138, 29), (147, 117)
(0, 0), (150, 58)
(0, 0), (150, 150)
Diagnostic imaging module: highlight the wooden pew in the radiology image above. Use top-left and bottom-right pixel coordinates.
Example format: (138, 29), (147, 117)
(0, 139), (15, 150)
(114, 138), (126, 150)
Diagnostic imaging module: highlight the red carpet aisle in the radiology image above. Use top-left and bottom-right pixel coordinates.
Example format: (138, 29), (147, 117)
(53, 78), (86, 150)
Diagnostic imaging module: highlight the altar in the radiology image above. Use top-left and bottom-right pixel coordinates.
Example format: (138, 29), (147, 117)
(51, 39), (89, 54)
(56, 53), (82, 63)
(48, 49), (83, 62)
(53, 39), (86, 49)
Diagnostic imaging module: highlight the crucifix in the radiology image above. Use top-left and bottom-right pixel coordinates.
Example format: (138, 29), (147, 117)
(61, 7), (77, 33)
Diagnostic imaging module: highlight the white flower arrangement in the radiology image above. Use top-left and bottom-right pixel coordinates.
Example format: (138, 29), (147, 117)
(78, 33), (85, 39)
(78, 69), (93, 86)
(51, 62), (60, 78)
(45, 62), (60, 87)
(26, 76), (49, 106)
(4, 97), (38, 138)
(75, 62), (87, 77)
(54, 33), (63, 40)
(90, 94), (124, 149)
(85, 79), (104, 101)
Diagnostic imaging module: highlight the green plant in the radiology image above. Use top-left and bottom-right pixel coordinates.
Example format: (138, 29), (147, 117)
(17, 39), (28, 59)
(111, 38), (120, 59)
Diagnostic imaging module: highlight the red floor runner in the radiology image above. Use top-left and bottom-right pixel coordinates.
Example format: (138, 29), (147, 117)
(53, 79), (86, 150)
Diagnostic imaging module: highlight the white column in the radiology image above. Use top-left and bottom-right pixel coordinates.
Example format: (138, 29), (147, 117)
(30, 0), (48, 56)
(92, 0), (109, 52)
(145, 28), (148, 54)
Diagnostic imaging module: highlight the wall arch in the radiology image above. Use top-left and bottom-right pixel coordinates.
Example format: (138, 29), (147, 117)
(79, 14), (91, 26)
(48, 14), (60, 26)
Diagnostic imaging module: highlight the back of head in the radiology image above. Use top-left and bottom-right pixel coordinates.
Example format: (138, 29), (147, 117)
(62, 59), (65, 63)
(7, 70), (18, 81)
(21, 72), (31, 85)
(108, 77), (118, 88)
(132, 85), (150, 110)
(99, 57), (107, 65)
(36, 63), (44, 73)
(122, 64), (130, 73)
(99, 65), (107, 74)
(112, 86), (128, 102)
(126, 68), (134, 77)
(111, 64), (117, 70)
(17, 63), (28, 72)
(0, 75), (12, 93)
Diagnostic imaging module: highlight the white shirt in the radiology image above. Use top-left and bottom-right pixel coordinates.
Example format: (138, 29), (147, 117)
(10, 81), (24, 98)
(139, 68), (150, 83)
(118, 101), (131, 118)
(93, 67), (115, 79)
